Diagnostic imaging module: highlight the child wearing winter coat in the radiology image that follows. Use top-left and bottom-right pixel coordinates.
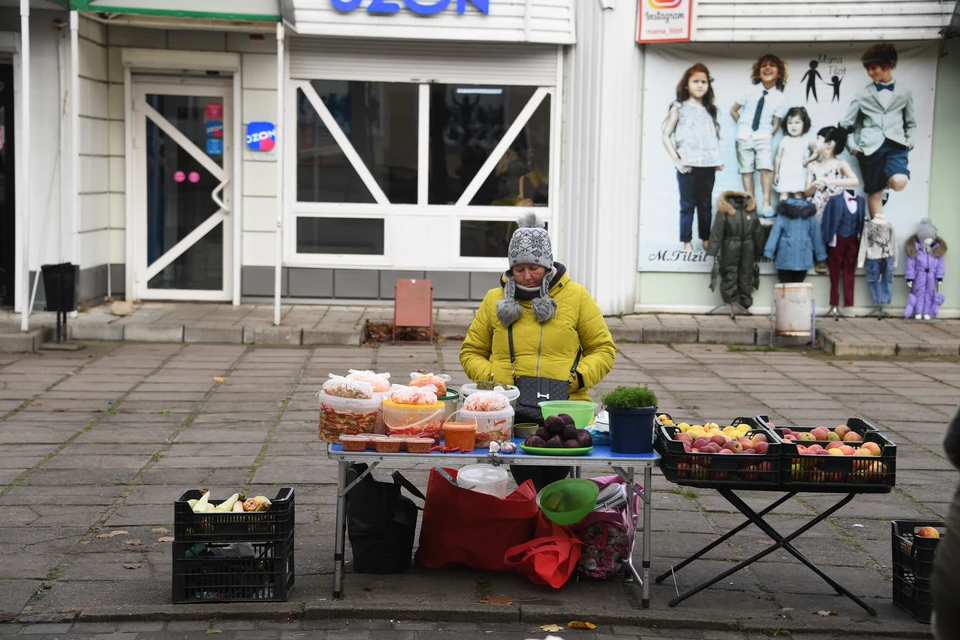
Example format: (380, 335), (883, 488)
(904, 217), (947, 320)
(763, 198), (827, 283)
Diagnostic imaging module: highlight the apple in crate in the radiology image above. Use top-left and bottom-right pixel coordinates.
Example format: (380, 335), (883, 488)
(917, 526), (940, 539)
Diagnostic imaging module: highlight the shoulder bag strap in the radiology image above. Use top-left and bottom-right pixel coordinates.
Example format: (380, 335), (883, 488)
(392, 470), (426, 505)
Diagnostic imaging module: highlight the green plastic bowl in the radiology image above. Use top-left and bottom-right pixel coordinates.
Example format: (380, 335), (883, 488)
(539, 400), (598, 429)
(537, 478), (599, 526)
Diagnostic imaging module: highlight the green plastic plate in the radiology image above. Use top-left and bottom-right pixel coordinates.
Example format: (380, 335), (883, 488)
(519, 444), (593, 456)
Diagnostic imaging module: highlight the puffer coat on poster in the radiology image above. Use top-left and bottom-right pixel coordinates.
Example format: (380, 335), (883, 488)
(707, 191), (766, 308)
(460, 268), (616, 402)
(903, 235), (947, 318)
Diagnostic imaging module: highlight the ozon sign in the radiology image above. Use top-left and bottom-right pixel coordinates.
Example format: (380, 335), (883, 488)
(330, 0), (490, 15)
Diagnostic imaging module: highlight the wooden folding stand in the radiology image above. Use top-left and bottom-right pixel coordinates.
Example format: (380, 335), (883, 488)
(393, 279), (434, 343)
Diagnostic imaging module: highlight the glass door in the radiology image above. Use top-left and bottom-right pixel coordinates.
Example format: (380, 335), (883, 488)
(133, 82), (232, 300)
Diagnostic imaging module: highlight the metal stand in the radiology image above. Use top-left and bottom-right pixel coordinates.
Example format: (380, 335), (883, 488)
(656, 490), (876, 616)
(707, 301), (751, 319)
(864, 305), (888, 320)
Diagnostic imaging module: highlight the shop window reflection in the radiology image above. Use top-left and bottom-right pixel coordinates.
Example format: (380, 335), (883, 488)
(460, 220), (548, 258)
(428, 85), (550, 206)
(296, 81), (418, 204)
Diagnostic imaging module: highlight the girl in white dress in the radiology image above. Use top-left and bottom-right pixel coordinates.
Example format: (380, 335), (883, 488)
(773, 107), (817, 200)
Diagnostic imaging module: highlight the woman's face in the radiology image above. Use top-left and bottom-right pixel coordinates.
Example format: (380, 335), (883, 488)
(512, 264), (548, 288)
(688, 72), (709, 99)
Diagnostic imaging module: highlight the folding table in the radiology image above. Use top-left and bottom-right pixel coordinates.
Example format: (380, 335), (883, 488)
(327, 441), (660, 606)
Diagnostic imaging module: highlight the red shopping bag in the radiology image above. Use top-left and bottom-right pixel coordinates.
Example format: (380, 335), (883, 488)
(503, 512), (583, 589)
(415, 467), (539, 572)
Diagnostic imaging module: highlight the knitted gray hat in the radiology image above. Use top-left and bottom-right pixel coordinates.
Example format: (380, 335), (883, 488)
(508, 212), (553, 269)
(496, 213), (557, 327)
(917, 217), (938, 245)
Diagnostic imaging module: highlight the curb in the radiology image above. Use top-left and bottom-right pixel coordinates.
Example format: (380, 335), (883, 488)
(10, 600), (930, 638)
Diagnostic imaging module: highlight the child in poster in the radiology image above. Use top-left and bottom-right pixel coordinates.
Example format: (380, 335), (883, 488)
(661, 63), (723, 252)
(841, 42), (916, 218)
(730, 54), (788, 219)
(773, 106), (817, 200)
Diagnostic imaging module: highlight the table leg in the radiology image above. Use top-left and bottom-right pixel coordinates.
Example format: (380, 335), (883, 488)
(642, 465), (652, 608)
(654, 492), (796, 584)
(722, 491), (876, 616)
(333, 460), (347, 598)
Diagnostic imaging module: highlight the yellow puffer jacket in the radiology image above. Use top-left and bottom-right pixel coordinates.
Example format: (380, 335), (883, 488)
(460, 272), (616, 401)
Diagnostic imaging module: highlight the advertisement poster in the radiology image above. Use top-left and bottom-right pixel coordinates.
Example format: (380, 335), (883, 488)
(637, 0), (692, 44)
(638, 43), (937, 273)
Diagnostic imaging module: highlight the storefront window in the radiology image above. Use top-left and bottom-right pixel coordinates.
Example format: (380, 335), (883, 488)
(428, 85), (551, 206)
(297, 81), (418, 204)
(296, 218), (385, 255)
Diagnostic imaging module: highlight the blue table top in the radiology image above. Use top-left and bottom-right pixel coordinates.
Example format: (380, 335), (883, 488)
(328, 437), (660, 464)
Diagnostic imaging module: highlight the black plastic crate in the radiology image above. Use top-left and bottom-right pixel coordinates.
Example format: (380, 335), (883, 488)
(174, 488), (294, 543)
(893, 570), (933, 624)
(757, 418), (896, 493)
(892, 520), (945, 583)
(655, 416), (782, 490)
(172, 539), (294, 603)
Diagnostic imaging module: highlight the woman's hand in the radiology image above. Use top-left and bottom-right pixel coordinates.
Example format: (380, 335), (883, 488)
(675, 161), (692, 174)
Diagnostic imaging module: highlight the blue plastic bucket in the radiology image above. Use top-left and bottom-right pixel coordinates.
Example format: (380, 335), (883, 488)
(608, 406), (656, 454)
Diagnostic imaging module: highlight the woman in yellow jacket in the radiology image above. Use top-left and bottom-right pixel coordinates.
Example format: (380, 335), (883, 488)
(460, 213), (616, 489)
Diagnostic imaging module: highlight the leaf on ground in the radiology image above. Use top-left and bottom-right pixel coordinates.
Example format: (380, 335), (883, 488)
(812, 610), (838, 616)
(568, 621), (597, 629)
(95, 530), (128, 538)
(756, 538), (774, 545)
(122, 563), (142, 570)
(122, 539), (143, 546)
(214, 377), (227, 383)
(206, 630), (223, 634)
(151, 527), (170, 533)
(478, 594), (513, 605)
(540, 624), (564, 632)
(157, 536), (175, 543)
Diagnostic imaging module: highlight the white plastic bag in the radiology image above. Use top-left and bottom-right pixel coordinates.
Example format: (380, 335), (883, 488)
(390, 384), (439, 406)
(322, 374), (374, 400)
(410, 372), (451, 395)
(463, 389), (511, 412)
(346, 369), (392, 393)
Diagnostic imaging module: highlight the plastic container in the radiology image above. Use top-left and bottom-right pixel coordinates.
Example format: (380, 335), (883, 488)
(457, 464), (509, 498)
(536, 478), (599, 526)
(608, 406), (656, 454)
(375, 437), (403, 453)
(540, 400), (597, 429)
(774, 282), (813, 337)
(404, 437), (434, 453)
(339, 435), (369, 451)
(382, 399), (445, 441)
(317, 391), (382, 442)
(458, 406), (514, 446)
(891, 520), (945, 623)
(459, 383), (520, 410)
(514, 423), (539, 438)
(442, 411), (478, 452)
(438, 390), (460, 422)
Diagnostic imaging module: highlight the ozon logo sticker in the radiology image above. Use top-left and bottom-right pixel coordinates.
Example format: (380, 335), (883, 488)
(246, 122), (276, 152)
(648, 0), (682, 7)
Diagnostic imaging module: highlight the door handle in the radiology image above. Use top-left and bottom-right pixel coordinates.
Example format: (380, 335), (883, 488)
(211, 179), (231, 214)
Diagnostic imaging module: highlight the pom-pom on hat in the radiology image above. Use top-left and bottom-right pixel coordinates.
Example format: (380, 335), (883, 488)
(508, 212), (553, 269)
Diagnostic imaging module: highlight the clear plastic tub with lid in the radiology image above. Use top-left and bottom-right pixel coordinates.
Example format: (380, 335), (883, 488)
(382, 399), (446, 441)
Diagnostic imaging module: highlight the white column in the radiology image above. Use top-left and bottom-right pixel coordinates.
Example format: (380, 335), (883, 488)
(19, 0), (29, 332)
(274, 22), (284, 326)
(71, 12), (82, 294)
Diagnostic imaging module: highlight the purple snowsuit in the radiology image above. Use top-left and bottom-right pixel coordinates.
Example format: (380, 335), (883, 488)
(903, 236), (947, 318)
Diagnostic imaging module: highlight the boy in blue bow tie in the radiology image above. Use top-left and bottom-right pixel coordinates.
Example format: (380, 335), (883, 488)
(840, 42), (916, 218)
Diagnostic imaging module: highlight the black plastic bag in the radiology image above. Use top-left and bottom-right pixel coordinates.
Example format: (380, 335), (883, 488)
(346, 463), (424, 574)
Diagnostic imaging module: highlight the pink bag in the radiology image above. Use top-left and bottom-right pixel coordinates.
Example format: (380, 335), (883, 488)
(570, 476), (642, 580)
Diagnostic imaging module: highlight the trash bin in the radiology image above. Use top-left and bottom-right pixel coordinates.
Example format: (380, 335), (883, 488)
(40, 263), (79, 313)
(774, 283), (813, 337)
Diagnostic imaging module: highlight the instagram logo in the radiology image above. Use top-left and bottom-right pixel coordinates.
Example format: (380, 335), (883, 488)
(648, 0), (683, 7)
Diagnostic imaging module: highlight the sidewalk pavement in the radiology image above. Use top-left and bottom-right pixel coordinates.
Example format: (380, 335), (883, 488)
(0, 342), (954, 638)
(2, 302), (959, 356)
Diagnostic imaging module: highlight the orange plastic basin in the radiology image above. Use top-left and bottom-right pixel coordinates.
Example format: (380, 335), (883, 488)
(442, 423), (477, 452)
